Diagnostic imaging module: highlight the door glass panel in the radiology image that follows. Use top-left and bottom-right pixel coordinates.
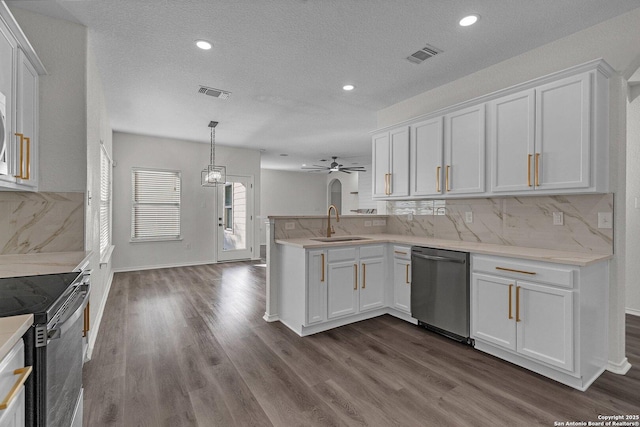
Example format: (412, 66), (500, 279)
(223, 181), (247, 251)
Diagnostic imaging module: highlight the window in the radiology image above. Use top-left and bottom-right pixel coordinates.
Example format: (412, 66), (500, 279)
(99, 145), (112, 259)
(224, 183), (233, 231)
(131, 168), (181, 241)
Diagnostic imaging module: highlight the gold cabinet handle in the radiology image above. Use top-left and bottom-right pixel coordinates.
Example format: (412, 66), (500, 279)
(14, 133), (24, 179)
(362, 263), (366, 289)
(405, 263), (410, 284)
(387, 173), (392, 195)
(508, 284), (513, 320)
(527, 154), (532, 187)
(515, 286), (521, 322)
(394, 251), (407, 255)
(436, 166), (441, 192)
(495, 266), (536, 275)
(445, 165), (450, 192)
(354, 264), (358, 290)
(83, 301), (90, 337)
(24, 137), (30, 180)
(535, 153), (540, 187)
(0, 366), (32, 410)
(320, 253), (325, 282)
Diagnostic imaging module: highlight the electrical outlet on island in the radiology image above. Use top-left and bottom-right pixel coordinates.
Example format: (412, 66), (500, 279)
(552, 212), (564, 226)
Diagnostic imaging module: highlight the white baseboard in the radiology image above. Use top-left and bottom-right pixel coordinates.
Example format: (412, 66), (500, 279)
(626, 307), (640, 317)
(606, 357), (632, 375)
(86, 269), (114, 361)
(112, 260), (216, 273)
(263, 313), (279, 322)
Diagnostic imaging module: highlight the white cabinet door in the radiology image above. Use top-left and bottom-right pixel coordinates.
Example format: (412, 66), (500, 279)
(306, 250), (326, 325)
(393, 258), (411, 313)
(0, 19), (16, 182)
(327, 260), (358, 319)
(516, 281), (574, 371)
(359, 257), (385, 312)
(389, 126), (409, 197)
(14, 48), (37, 187)
(372, 131), (390, 198)
(471, 273), (516, 351)
(444, 104), (486, 195)
(535, 73), (591, 190)
(410, 117), (443, 196)
(490, 89), (535, 193)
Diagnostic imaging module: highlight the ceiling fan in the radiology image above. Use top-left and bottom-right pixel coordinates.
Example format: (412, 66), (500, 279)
(301, 156), (367, 174)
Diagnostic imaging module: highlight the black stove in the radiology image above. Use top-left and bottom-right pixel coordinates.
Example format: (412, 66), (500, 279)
(0, 272), (81, 324)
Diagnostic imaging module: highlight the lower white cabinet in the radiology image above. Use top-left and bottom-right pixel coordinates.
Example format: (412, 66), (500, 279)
(0, 339), (29, 427)
(471, 254), (608, 390)
(306, 249), (326, 325)
(392, 246), (411, 314)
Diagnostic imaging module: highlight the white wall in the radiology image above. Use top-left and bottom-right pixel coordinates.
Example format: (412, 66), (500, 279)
(10, 8), (87, 192)
(627, 92), (640, 315)
(377, 8), (640, 372)
(112, 132), (261, 271)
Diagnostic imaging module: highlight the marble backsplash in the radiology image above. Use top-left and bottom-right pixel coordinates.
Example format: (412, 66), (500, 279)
(272, 216), (388, 240)
(386, 194), (613, 254)
(0, 192), (84, 254)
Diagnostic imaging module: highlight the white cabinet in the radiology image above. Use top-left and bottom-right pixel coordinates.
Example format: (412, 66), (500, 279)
(14, 49), (37, 188)
(327, 245), (385, 319)
(410, 117), (443, 197)
(0, 15), (17, 183)
(471, 254), (608, 390)
(443, 104), (486, 195)
(0, 340), (29, 427)
(306, 249), (326, 325)
(372, 126), (409, 198)
(392, 246), (411, 313)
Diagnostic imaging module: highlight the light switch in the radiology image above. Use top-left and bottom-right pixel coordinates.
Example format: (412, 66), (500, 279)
(553, 212), (564, 226)
(285, 222), (295, 230)
(407, 213), (414, 221)
(598, 212), (612, 229)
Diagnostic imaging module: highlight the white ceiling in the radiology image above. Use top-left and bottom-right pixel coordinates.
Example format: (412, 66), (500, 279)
(7, 0), (640, 171)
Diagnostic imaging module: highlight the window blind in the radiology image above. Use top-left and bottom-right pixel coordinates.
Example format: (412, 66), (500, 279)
(131, 169), (181, 240)
(99, 147), (111, 257)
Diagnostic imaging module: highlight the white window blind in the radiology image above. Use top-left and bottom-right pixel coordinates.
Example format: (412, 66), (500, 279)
(99, 146), (112, 258)
(131, 168), (181, 241)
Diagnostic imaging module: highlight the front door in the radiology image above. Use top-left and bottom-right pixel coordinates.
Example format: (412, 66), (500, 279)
(216, 175), (254, 262)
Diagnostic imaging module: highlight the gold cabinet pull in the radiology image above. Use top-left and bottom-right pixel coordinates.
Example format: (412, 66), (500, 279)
(515, 286), (521, 322)
(527, 154), (532, 187)
(362, 263), (366, 289)
(14, 133), (24, 179)
(320, 253), (325, 282)
(24, 137), (30, 180)
(0, 366), (32, 410)
(508, 284), (513, 319)
(83, 301), (90, 337)
(354, 264), (358, 290)
(436, 166), (441, 192)
(495, 266), (536, 275)
(445, 165), (451, 192)
(535, 153), (540, 187)
(394, 250), (407, 255)
(405, 263), (410, 284)
(387, 173), (392, 195)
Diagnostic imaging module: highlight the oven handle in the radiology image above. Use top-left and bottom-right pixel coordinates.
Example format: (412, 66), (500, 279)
(412, 253), (466, 264)
(47, 289), (90, 342)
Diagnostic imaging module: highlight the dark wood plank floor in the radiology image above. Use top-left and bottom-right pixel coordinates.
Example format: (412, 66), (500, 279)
(84, 262), (640, 426)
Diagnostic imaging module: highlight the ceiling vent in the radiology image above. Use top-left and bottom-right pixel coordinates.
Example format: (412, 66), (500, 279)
(198, 86), (231, 99)
(406, 44), (443, 64)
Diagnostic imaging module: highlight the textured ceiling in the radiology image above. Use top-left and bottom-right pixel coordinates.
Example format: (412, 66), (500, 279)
(7, 0), (640, 170)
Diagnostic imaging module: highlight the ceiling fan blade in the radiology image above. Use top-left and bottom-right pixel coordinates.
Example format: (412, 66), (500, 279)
(342, 170), (352, 174)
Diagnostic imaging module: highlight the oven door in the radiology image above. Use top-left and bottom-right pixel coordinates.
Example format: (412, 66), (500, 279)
(45, 288), (88, 427)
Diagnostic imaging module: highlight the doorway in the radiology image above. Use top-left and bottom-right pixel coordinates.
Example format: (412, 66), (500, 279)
(216, 175), (254, 262)
(329, 178), (342, 214)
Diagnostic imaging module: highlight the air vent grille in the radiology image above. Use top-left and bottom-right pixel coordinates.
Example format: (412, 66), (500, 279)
(198, 86), (231, 100)
(407, 44), (443, 64)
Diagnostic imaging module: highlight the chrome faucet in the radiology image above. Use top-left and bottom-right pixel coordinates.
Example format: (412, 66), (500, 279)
(326, 204), (340, 237)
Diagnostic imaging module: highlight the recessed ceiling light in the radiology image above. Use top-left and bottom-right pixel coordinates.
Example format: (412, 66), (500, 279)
(279, 154), (288, 157)
(459, 14), (479, 27)
(195, 40), (212, 50)
(343, 84), (355, 91)
(302, 163), (307, 167)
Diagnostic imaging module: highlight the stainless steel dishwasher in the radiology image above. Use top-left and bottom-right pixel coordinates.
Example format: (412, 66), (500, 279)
(410, 246), (471, 344)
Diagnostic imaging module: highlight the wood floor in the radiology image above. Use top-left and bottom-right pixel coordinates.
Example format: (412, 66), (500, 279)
(83, 262), (640, 426)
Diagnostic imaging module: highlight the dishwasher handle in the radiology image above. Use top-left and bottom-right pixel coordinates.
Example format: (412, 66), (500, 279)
(412, 253), (466, 264)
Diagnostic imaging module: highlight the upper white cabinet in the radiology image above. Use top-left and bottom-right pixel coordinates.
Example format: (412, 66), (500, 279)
(410, 117), (443, 197)
(372, 126), (409, 198)
(444, 104), (486, 195)
(0, 4), (46, 191)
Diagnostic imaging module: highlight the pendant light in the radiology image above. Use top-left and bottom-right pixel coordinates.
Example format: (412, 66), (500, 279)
(201, 120), (226, 186)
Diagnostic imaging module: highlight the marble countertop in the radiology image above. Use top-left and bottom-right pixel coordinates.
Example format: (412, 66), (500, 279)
(0, 314), (32, 361)
(274, 234), (612, 266)
(0, 251), (91, 279)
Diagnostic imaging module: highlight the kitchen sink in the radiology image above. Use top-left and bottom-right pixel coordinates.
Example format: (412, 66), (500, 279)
(310, 236), (371, 242)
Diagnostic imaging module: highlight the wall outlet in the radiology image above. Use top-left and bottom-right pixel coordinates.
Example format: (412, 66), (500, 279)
(186, 243), (191, 250)
(598, 212), (613, 229)
(372, 219), (386, 226)
(553, 212), (564, 226)
(407, 212), (414, 221)
(364, 220), (372, 227)
(285, 222), (295, 230)
(464, 212), (473, 223)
